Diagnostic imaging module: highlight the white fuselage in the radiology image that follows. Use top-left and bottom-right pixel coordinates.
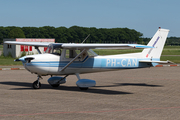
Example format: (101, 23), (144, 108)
(22, 52), (154, 76)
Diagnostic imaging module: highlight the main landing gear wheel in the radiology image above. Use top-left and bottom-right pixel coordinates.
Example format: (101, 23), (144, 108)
(32, 80), (41, 89)
(79, 87), (88, 90)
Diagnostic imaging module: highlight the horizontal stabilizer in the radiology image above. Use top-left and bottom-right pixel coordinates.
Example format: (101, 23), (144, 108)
(128, 44), (154, 49)
(139, 60), (174, 64)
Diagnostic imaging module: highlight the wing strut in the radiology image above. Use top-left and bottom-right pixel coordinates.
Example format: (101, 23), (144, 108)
(35, 46), (42, 54)
(60, 49), (86, 72)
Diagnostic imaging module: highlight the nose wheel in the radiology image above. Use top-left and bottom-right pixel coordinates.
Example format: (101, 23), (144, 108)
(32, 76), (42, 89)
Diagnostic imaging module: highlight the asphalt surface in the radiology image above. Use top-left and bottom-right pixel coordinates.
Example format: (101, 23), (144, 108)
(0, 67), (180, 120)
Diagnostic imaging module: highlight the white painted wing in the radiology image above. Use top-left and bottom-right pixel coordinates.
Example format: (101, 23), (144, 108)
(4, 41), (50, 47)
(4, 41), (154, 49)
(60, 43), (154, 49)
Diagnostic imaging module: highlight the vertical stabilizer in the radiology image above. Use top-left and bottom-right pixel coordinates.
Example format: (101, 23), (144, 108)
(142, 28), (169, 59)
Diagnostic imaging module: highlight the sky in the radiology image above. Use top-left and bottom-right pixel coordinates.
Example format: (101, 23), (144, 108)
(0, 0), (180, 38)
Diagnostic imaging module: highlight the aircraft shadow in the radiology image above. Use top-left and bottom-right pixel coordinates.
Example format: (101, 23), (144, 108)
(96, 83), (163, 87)
(0, 81), (162, 95)
(0, 81), (132, 95)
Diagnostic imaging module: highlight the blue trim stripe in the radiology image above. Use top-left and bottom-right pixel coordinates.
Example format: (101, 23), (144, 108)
(26, 57), (160, 69)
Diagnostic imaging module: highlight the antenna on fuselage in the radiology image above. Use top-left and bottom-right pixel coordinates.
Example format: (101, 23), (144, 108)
(81, 34), (90, 44)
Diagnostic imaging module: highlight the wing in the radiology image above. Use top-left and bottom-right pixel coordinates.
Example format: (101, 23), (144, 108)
(4, 41), (154, 49)
(60, 43), (154, 49)
(4, 41), (50, 47)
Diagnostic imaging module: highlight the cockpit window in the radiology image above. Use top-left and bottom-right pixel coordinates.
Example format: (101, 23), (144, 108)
(87, 49), (98, 56)
(45, 44), (98, 57)
(52, 48), (61, 55)
(45, 44), (62, 55)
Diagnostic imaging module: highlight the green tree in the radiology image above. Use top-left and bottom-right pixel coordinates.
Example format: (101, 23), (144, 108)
(0, 26), (146, 44)
(8, 28), (25, 38)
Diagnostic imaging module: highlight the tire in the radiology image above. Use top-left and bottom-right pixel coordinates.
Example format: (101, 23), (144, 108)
(32, 80), (41, 89)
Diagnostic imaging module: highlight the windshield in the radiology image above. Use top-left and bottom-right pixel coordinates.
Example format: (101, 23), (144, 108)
(45, 44), (62, 55)
(87, 49), (98, 56)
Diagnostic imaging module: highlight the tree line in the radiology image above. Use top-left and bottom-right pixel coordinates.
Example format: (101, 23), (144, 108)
(0, 26), (179, 45)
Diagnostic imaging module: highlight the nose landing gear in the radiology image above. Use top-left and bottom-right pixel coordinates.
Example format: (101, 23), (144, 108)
(32, 76), (42, 89)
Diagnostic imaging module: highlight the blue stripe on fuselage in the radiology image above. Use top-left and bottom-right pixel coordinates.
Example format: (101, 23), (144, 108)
(26, 57), (160, 69)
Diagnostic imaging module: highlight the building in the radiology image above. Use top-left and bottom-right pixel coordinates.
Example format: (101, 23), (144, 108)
(3, 38), (55, 58)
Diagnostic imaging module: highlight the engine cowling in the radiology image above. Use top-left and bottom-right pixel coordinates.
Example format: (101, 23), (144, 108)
(47, 76), (66, 85)
(76, 79), (96, 88)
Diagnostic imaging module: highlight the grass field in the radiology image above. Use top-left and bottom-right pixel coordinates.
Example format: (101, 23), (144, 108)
(0, 45), (179, 65)
(160, 56), (180, 63)
(162, 46), (180, 55)
(93, 46), (180, 55)
(0, 57), (23, 66)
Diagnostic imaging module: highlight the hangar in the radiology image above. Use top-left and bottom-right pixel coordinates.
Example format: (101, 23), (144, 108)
(3, 38), (55, 58)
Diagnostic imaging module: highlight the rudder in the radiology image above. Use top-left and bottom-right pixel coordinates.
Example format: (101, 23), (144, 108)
(142, 28), (169, 59)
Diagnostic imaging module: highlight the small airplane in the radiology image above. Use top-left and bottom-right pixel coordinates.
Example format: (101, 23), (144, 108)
(4, 28), (171, 90)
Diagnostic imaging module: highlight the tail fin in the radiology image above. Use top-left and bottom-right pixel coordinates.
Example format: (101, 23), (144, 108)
(142, 28), (169, 59)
